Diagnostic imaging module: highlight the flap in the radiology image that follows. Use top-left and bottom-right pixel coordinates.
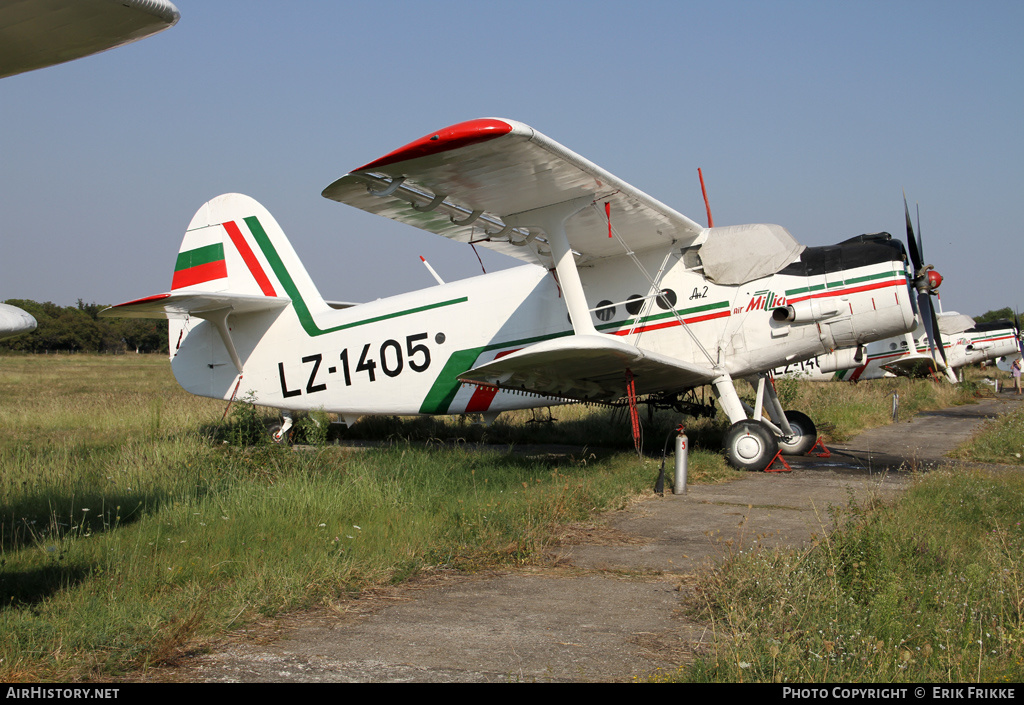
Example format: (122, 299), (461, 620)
(458, 334), (714, 401)
(322, 118), (705, 267)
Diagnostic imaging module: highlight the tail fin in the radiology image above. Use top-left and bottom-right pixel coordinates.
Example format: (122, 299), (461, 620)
(101, 194), (326, 376)
(172, 193), (327, 312)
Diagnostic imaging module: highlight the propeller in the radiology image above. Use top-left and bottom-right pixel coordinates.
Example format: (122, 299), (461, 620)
(903, 193), (950, 377)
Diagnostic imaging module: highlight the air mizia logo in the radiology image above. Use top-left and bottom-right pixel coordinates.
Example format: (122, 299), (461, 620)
(745, 289), (787, 312)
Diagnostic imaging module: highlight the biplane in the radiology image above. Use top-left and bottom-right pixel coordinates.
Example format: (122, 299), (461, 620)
(102, 118), (927, 469)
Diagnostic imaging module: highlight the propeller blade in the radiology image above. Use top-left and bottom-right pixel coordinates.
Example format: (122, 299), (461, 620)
(916, 203), (924, 263)
(919, 292), (937, 355)
(903, 193), (923, 271)
(928, 297), (948, 367)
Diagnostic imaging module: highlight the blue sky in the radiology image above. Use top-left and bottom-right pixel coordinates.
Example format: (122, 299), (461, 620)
(1, 0), (1021, 318)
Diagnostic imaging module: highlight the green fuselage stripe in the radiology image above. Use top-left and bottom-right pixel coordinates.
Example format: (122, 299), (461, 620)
(418, 300), (731, 414)
(244, 215), (466, 336)
(785, 270), (902, 297)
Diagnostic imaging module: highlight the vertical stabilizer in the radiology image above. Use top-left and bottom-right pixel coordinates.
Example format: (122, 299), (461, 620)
(171, 193), (327, 313)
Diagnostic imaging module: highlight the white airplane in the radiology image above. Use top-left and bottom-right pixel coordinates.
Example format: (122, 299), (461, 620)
(0, 0), (179, 79)
(0, 302), (37, 340)
(101, 118), (927, 470)
(775, 313), (1021, 382)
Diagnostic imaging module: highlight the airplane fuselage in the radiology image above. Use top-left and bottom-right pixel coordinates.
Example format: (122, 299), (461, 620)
(169, 234), (915, 420)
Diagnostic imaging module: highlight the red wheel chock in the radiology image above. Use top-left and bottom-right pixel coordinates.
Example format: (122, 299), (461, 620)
(765, 449), (792, 473)
(809, 437), (831, 458)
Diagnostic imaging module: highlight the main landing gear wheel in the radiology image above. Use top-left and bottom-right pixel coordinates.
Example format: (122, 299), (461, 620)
(724, 419), (779, 471)
(777, 410), (817, 456)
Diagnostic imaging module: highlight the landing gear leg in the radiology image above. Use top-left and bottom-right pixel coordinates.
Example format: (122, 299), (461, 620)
(269, 411), (295, 445)
(713, 373), (779, 470)
(742, 374), (817, 456)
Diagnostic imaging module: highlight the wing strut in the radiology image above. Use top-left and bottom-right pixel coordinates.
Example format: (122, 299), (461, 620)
(504, 196), (596, 335)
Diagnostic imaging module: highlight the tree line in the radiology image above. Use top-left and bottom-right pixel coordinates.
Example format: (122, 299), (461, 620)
(1, 299), (166, 354)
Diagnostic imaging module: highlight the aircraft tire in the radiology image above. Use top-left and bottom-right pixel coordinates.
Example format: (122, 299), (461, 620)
(778, 410), (817, 456)
(724, 419), (779, 471)
(268, 423), (290, 445)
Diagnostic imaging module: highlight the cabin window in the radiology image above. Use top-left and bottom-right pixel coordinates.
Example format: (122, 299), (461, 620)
(656, 289), (677, 310)
(625, 295), (645, 316)
(594, 300), (616, 322)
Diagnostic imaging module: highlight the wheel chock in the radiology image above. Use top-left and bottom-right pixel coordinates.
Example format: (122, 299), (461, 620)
(809, 437), (831, 458)
(765, 449), (792, 473)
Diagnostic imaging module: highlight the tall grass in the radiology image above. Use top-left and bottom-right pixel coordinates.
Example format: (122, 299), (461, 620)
(953, 404), (1024, 466)
(0, 354), (997, 681)
(0, 355), (703, 680)
(663, 469), (1024, 682)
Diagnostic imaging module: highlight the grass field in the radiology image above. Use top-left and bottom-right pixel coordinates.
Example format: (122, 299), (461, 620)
(666, 467), (1024, 683)
(0, 353), (1014, 682)
(0, 354), (726, 681)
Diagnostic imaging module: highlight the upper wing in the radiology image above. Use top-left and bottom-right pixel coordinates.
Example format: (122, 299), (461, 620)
(322, 118), (705, 267)
(0, 0), (180, 79)
(458, 335), (715, 401)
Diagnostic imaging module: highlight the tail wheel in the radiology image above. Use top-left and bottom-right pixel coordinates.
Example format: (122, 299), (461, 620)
(778, 410), (817, 456)
(268, 423), (290, 445)
(724, 419), (779, 471)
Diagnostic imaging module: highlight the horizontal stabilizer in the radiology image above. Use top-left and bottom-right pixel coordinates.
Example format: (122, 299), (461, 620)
(100, 292), (291, 320)
(459, 335), (714, 401)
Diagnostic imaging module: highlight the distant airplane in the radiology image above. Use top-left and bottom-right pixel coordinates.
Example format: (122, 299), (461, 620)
(995, 312), (1024, 374)
(0, 0), (179, 79)
(0, 302), (37, 340)
(774, 313), (1021, 382)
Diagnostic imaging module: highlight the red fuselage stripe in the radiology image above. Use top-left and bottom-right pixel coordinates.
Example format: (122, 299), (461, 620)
(612, 309), (731, 336)
(788, 277), (903, 305)
(465, 385), (500, 413)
